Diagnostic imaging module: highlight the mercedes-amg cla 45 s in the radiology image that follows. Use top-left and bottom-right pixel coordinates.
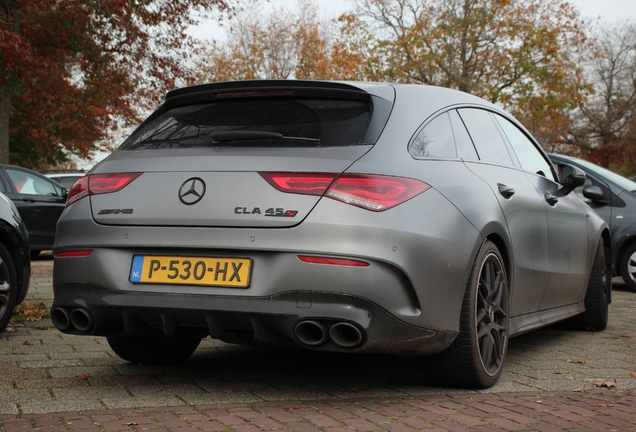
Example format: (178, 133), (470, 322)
(52, 80), (610, 388)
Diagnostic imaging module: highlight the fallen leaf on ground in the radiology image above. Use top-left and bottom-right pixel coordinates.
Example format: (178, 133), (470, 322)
(221, 389), (232, 394)
(125, 422), (139, 426)
(594, 380), (616, 388)
(12, 302), (49, 322)
(630, 372), (636, 378)
(553, 371), (570, 375)
(4, 326), (17, 333)
(586, 326), (599, 333)
(23, 341), (33, 345)
(573, 387), (585, 392)
(349, 387), (361, 392)
(76, 373), (90, 380)
(285, 406), (300, 411)
(518, 381), (530, 385)
(567, 359), (589, 364)
(620, 334), (630, 338)
(592, 403), (614, 408)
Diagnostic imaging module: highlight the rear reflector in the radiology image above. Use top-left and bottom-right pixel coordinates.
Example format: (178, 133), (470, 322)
(55, 250), (93, 258)
(297, 255), (369, 267)
(260, 172), (430, 211)
(66, 173), (142, 207)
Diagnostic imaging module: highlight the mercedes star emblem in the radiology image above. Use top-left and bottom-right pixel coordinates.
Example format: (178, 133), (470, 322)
(178, 177), (206, 205)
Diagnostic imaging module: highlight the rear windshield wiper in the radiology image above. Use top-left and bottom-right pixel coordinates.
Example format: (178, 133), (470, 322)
(209, 131), (320, 143)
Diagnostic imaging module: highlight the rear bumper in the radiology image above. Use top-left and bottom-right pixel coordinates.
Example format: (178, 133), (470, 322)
(52, 283), (456, 356)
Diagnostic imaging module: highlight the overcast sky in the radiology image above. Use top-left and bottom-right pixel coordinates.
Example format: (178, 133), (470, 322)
(249, 0), (636, 21)
(193, 0), (635, 41)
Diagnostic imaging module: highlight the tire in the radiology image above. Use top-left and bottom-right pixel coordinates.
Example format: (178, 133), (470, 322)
(0, 243), (18, 333)
(107, 334), (201, 365)
(574, 238), (610, 331)
(423, 241), (509, 389)
(619, 242), (636, 293)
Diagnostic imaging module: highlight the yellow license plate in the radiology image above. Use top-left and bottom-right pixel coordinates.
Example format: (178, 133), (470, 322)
(129, 255), (252, 288)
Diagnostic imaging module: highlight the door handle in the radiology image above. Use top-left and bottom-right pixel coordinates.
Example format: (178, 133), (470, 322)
(544, 192), (559, 206)
(497, 183), (515, 199)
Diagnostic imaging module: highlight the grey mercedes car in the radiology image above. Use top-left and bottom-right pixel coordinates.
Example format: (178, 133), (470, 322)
(52, 80), (610, 389)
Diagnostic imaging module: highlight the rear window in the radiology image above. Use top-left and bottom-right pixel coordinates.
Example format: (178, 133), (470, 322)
(120, 98), (372, 150)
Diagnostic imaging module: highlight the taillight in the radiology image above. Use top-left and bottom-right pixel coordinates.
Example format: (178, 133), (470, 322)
(65, 173), (142, 207)
(66, 176), (90, 206)
(260, 172), (430, 211)
(259, 173), (337, 195)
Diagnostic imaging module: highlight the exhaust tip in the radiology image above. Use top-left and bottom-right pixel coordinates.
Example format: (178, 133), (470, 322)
(329, 322), (363, 348)
(51, 307), (72, 331)
(70, 308), (94, 333)
(294, 320), (329, 346)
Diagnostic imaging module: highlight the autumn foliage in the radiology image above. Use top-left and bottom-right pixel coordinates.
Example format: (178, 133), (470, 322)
(2, 0), (635, 173)
(1, 0), (231, 168)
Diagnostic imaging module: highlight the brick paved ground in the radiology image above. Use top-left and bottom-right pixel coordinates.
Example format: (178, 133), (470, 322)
(1, 259), (635, 431)
(1, 391), (635, 431)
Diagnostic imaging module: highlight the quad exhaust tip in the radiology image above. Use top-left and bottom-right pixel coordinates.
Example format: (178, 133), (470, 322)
(51, 307), (95, 333)
(294, 320), (329, 346)
(294, 320), (364, 349)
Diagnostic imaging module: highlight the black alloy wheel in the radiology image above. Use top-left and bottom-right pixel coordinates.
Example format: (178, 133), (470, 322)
(474, 246), (509, 378)
(0, 244), (18, 332)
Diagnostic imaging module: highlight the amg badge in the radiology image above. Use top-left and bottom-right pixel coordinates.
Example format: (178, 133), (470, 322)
(98, 209), (134, 215)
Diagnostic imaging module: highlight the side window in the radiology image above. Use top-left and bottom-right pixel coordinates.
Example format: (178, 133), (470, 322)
(494, 114), (555, 182)
(6, 169), (60, 196)
(409, 112), (457, 158)
(449, 110), (478, 160)
(457, 108), (513, 167)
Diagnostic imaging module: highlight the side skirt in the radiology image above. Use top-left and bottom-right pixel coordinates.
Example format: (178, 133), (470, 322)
(509, 302), (585, 338)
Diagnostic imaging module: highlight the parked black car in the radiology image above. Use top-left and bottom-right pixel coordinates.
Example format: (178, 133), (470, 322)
(0, 165), (67, 257)
(0, 192), (31, 332)
(549, 154), (636, 292)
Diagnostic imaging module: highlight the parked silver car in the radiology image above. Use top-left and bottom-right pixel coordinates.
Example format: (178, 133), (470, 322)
(52, 80), (610, 388)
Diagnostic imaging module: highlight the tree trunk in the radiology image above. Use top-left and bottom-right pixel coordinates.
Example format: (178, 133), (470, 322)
(0, 91), (10, 164)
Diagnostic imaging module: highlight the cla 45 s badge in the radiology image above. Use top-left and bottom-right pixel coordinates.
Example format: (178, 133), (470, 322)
(234, 207), (298, 217)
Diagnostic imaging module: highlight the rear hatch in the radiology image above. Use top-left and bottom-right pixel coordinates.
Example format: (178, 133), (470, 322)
(88, 81), (393, 228)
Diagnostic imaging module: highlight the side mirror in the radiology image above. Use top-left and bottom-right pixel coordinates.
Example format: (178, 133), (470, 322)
(582, 185), (607, 203)
(556, 163), (586, 196)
